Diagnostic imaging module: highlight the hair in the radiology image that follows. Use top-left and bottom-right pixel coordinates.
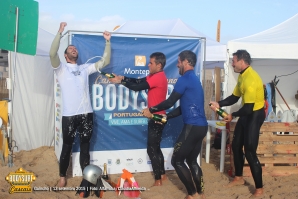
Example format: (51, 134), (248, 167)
(232, 50), (252, 65)
(178, 50), (197, 67)
(150, 52), (166, 69)
(64, 45), (75, 54)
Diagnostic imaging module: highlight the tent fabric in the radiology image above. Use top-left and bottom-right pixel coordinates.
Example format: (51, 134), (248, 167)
(113, 19), (227, 69)
(227, 13), (298, 59)
(9, 28), (55, 151)
(36, 28), (56, 56)
(225, 13), (298, 115)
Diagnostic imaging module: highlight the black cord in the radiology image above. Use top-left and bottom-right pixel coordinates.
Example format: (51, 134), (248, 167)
(276, 69), (298, 78)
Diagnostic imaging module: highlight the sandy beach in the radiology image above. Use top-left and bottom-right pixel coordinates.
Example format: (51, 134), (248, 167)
(1, 145), (298, 199)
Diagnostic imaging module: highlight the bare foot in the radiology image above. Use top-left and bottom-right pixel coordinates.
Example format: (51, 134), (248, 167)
(223, 176), (245, 187)
(252, 188), (264, 198)
(153, 179), (162, 186)
(161, 174), (167, 181)
(184, 193), (205, 199)
(58, 177), (66, 187)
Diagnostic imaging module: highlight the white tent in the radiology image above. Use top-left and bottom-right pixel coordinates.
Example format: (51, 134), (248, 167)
(225, 13), (298, 114)
(8, 28), (55, 151)
(113, 19), (227, 69)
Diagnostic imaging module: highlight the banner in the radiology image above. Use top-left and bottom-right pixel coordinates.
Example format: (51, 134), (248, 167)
(70, 34), (202, 176)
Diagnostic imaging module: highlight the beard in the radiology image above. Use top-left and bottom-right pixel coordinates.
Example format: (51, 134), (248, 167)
(67, 53), (78, 62)
(179, 66), (184, 75)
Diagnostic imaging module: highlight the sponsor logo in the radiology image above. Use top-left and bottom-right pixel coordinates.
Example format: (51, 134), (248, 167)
(137, 158), (143, 164)
(5, 168), (36, 194)
(124, 68), (149, 76)
(107, 159), (112, 165)
(126, 162), (133, 167)
(135, 55), (146, 66)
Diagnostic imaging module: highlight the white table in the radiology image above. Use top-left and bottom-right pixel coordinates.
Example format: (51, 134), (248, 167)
(205, 120), (227, 172)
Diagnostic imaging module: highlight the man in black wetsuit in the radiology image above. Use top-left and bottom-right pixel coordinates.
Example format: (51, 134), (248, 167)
(109, 52), (168, 186)
(210, 50), (265, 197)
(143, 50), (208, 199)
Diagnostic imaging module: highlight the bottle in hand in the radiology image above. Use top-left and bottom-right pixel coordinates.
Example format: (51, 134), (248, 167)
(100, 71), (115, 78)
(151, 114), (167, 123)
(209, 103), (228, 118)
(102, 163), (109, 180)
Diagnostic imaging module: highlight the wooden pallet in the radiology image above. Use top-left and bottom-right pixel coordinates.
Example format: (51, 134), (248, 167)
(228, 122), (298, 176)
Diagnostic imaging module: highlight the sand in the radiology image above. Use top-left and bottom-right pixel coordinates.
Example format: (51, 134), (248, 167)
(1, 146), (298, 199)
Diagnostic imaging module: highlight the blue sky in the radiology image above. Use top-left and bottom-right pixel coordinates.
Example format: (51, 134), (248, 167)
(37, 0), (298, 44)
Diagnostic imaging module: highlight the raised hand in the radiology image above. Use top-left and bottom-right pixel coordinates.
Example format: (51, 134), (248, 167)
(103, 31), (111, 41)
(59, 22), (67, 33)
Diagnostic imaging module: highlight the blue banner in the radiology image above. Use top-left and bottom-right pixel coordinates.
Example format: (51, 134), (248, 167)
(71, 34), (202, 152)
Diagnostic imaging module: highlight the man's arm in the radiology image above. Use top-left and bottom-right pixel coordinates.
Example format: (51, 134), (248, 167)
(95, 31), (111, 71)
(166, 106), (182, 119)
(142, 91), (181, 119)
(232, 103), (254, 117)
(149, 91), (181, 113)
(120, 78), (149, 91)
(109, 74), (149, 91)
(49, 22), (66, 68)
(218, 94), (240, 107)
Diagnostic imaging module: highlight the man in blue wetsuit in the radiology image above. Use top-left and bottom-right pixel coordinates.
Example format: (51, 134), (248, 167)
(143, 50), (208, 199)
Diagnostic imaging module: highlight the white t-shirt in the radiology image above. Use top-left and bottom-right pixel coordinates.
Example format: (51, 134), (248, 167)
(54, 62), (97, 116)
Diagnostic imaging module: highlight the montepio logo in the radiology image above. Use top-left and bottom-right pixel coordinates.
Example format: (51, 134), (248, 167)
(5, 168), (36, 194)
(135, 55), (146, 66)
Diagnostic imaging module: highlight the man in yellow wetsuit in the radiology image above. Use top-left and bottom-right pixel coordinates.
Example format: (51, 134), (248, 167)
(210, 50), (265, 197)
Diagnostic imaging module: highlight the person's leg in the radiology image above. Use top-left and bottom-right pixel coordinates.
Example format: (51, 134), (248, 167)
(147, 120), (165, 185)
(77, 113), (93, 198)
(224, 117), (246, 187)
(185, 126), (207, 195)
(244, 108), (265, 196)
(171, 124), (206, 197)
(78, 113), (93, 172)
(59, 115), (77, 186)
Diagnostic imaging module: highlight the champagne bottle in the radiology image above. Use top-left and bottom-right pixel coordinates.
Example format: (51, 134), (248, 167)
(151, 114), (167, 123)
(209, 103), (228, 118)
(100, 71), (115, 78)
(102, 163), (109, 180)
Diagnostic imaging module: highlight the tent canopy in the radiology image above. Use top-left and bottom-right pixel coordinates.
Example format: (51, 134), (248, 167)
(228, 13), (298, 59)
(113, 19), (227, 69)
(36, 28), (55, 56)
(225, 13), (298, 115)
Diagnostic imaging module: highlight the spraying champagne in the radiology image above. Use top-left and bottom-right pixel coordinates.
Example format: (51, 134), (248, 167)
(100, 71), (115, 78)
(151, 114), (167, 123)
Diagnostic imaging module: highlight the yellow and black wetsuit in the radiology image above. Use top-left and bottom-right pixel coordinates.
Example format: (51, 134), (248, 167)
(219, 66), (265, 189)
